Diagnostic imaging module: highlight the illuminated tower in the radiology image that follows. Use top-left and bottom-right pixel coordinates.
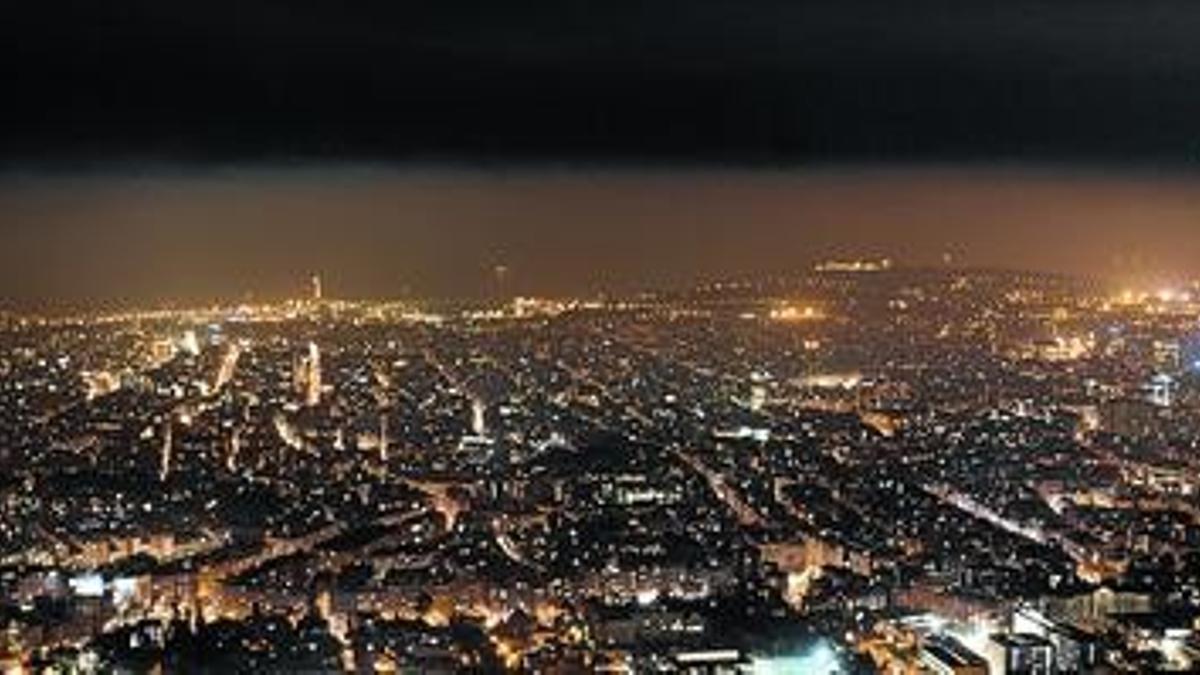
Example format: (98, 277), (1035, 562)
(311, 274), (323, 302)
(379, 413), (389, 463)
(306, 341), (322, 406)
(214, 342), (242, 392)
(471, 397), (487, 436)
(226, 427), (241, 473)
(293, 352), (307, 397)
(493, 264), (510, 301)
(159, 417), (173, 482)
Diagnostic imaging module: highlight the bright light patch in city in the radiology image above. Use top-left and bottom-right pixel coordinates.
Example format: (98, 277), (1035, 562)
(753, 641), (843, 674)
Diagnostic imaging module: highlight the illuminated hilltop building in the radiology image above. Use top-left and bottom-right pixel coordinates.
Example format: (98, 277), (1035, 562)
(814, 257), (893, 273)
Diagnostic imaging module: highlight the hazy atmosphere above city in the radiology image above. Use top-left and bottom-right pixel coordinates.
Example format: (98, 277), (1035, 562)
(7, 2), (1200, 675)
(4, 167), (1200, 310)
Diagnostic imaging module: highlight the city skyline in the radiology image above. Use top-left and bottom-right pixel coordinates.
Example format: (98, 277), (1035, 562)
(4, 266), (1200, 673)
(5, 165), (1200, 311)
(7, 1), (1200, 672)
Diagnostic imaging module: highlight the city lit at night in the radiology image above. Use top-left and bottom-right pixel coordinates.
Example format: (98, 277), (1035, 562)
(6, 1), (1200, 673)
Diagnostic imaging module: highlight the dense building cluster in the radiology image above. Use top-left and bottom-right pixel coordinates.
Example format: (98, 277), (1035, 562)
(3, 266), (1200, 672)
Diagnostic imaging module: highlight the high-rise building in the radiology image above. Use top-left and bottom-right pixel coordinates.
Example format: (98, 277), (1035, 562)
(226, 427), (241, 473)
(311, 273), (323, 302)
(379, 413), (389, 463)
(159, 417), (173, 482)
(292, 342), (324, 406)
(214, 342), (242, 392)
(471, 397), (487, 437)
(306, 342), (322, 407)
(493, 264), (510, 300)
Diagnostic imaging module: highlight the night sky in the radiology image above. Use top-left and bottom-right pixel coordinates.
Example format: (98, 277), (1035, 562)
(4, 1), (1200, 308)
